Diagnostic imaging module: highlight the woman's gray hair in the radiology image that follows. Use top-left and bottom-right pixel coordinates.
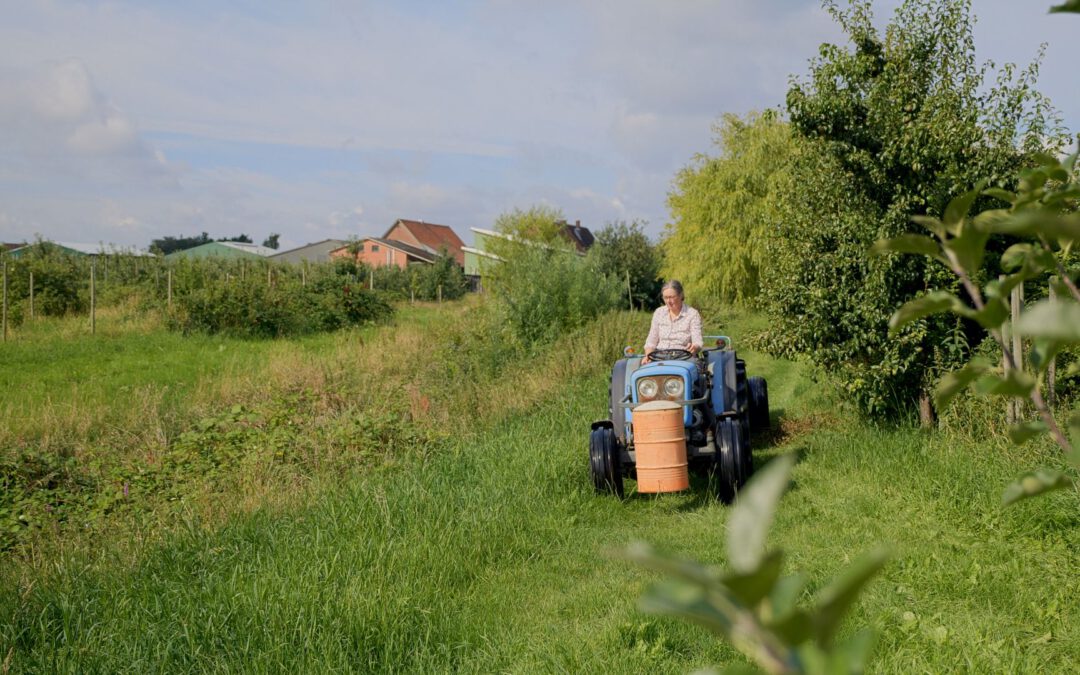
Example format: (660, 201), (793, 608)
(661, 279), (684, 298)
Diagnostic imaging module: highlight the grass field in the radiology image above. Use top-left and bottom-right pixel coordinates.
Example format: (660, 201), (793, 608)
(1, 302), (1078, 672)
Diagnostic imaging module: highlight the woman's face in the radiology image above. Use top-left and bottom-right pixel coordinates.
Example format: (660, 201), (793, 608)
(662, 288), (683, 313)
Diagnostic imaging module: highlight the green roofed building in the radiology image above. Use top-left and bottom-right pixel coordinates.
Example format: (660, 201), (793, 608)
(165, 241), (275, 260)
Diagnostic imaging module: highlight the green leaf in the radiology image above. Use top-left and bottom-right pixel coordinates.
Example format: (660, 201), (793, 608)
(943, 222), (991, 275)
(1029, 338), (1064, 372)
(910, 215), (945, 238)
(934, 359), (991, 411)
(1050, 0), (1080, 14)
(766, 574), (807, 620)
(982, 187), (1016, 205)
(639, 579), (735, 637)
(622, 541), (721, 586)
(1007, 421), (1049, 445)
(767, 608), (815, 646)
(988, 211), (1080, 244)
(999, 244), (1033, 271)
(870, 235), (940, 258)
(1013, 300), (1080, 341)
(985, 274), (1026, 301)
(1002, 469), (1073, 506)
(811, 547), (890, 646)
(943, 182), (985, 232)
(958, 297), (1009, 330)
(973, 371), (1036, 398)
(728, 454), (795, 572)
(888, 291), (958, 334)
(721, 551), (785, 607)
(828, 628), (878, 674)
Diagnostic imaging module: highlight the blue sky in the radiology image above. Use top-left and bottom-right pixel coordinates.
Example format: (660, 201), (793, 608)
(0, 0), (1077, 251)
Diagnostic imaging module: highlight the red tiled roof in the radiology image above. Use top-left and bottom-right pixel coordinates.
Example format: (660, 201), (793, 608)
(385, 219), (465, 264)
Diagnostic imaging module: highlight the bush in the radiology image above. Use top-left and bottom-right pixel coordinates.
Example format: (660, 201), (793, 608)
(2, 243), (89, 324)
(488, 244), (622, 347)
(370, 255), (469, 302)
(169, 274), (392, 338)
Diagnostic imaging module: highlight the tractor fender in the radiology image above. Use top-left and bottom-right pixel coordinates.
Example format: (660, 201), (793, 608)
(608, 357), (642, 444)
(706, 350), (738, 416)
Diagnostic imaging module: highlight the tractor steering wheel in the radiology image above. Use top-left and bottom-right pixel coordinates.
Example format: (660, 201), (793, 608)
(648, 348), (693, 362)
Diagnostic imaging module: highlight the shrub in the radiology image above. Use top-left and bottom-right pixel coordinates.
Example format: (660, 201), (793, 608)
(487, 243), (622, 347)
(169, 274), (392, 338)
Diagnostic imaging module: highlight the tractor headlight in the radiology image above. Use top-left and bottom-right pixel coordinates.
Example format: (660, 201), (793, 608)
(663, 377), (684, 398)
(638, 378), (659, 399)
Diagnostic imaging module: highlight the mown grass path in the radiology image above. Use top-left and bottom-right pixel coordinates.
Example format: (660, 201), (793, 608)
(2, 308), (1078, 672)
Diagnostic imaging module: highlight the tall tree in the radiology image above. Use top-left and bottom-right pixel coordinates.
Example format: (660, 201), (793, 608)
(762, 0), (1064, 420)
(150, 232), (211, 255)
(262, 233), (281, 250)
(665, 110), (793, 306)
(588, 220), (662, 309)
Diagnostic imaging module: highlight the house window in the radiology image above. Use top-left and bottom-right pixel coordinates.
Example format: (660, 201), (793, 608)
(371, 244), (380, 252)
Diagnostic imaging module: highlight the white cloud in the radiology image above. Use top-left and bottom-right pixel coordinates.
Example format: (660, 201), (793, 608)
(0, 0), (1074, 250)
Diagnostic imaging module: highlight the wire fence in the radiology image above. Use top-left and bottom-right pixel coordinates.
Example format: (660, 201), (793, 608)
(0, 244), (469, 341)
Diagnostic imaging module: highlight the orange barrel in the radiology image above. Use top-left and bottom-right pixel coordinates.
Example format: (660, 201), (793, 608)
(632, 400), (689, 493)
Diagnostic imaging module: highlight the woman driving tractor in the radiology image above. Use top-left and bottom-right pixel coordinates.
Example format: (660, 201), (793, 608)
(643, 279), (703, 363)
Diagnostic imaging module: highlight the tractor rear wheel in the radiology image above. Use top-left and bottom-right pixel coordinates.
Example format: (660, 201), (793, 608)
(713, 418), (750, 503)
(589, 427), (624, 497)
(749, 376), (770, 430)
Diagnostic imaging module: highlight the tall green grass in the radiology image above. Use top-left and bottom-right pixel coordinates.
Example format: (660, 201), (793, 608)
(1, 305), (1078, 672)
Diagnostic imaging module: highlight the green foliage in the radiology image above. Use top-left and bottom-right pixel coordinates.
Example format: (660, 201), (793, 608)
(484, 205), (622, 346)
(371, 253), (469, 302)
(150, 232), (212, 255)
(878, 151), (1080, 503)
(170, 268), (393, 338)
(761, 0), (1064, 418)
(488, 244), (622, 347)
(491, 204), (568, 251)
(625, 455), (889, 674)
(2, 243), (88, 323)
(588, 220), (663, 309)
(665, 111), (793, 306)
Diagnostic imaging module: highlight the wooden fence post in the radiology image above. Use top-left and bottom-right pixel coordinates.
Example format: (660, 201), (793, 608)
(1047, 282), (1057, 407)
(1001, 276), (1014, 425)
(267, 266), (272, 287)
(301, 263), (307, 287)
(369, 268), (374, 290)
(29, 271), (34, 320)
(2, 262), (7, 342)
(438, 284), (442, 303)
(167, 269), (173, 309)
(626, 269), (633, 310)
(1007, 283), (1024, 423)
(90, 262), (96, 335)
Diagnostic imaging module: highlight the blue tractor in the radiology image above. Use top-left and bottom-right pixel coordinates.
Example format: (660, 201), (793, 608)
(588, 338), (769, 502)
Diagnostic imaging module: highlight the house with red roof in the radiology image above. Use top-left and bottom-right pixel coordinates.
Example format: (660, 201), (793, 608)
(329, 219), (465, 270)
(382, 219), (465, 265)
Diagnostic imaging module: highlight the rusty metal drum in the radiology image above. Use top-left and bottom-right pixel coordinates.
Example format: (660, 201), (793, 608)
(632, 400), (689, 493)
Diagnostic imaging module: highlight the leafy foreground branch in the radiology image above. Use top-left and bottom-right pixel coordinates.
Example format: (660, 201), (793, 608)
(624, 455), (889, 674)
(875, 151), (1080, 504)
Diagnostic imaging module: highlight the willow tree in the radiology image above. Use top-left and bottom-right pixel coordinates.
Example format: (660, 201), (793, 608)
(664, 110), (793, 306)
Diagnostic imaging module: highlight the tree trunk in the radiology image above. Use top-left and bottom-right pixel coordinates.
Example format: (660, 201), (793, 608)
(918, 390), (936, 428)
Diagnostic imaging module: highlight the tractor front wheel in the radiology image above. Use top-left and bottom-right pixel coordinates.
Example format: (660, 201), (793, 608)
(589, 427), (624, 497)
